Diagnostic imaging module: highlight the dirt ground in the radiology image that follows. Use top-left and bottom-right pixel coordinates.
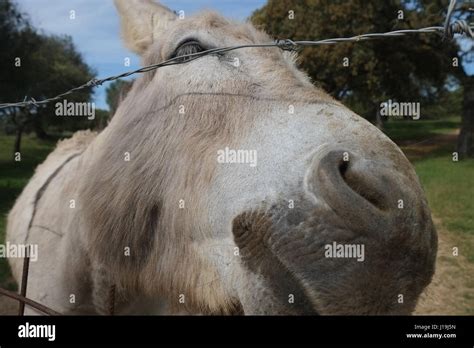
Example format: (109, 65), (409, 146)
(415, 218), (474, 315)
(0, 294), (17, 315)
(398, 132), (458, 161)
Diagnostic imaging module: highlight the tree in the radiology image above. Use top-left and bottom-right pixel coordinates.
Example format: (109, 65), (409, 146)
(26, 34), (96, 137)
(251, 0), (460, 128)
(0, 0), (30, 154)
(449, 1), (474, 158)
(0, 0), (96, 154)
(0, 0), (29, 88)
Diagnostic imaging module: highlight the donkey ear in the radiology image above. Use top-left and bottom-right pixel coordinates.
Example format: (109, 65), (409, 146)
(114, 0), (176, 55)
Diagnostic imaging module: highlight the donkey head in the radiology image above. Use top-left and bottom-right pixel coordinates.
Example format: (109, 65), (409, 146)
(80, 0), (437, 315)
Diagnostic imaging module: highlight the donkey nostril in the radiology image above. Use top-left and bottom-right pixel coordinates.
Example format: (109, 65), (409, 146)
(339, 160), (349, 177)
(310, 148), (398, 232)
(310, 148), (419, 235)
(337, 155), (388, 211)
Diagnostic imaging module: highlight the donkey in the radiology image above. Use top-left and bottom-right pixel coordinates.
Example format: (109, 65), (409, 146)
(6, 0), (437, 315)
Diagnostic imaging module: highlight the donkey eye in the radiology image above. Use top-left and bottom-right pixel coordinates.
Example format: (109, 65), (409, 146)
(171, 40), (205, 62)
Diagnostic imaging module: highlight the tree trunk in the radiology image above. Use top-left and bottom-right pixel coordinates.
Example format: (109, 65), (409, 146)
(456, 76), (474, 158)
(33, 114), (50, 140)
(375, 107), (385, 131)
(14, 125), (23, 156)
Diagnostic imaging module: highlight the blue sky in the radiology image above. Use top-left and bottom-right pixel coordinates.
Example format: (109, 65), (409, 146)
(16, 0), (267, 110)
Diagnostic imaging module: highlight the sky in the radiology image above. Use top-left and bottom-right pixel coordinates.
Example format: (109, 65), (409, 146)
(16, 0), (267, 110)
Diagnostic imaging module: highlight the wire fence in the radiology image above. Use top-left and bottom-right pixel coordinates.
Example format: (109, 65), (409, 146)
(0, 250), (62, 316)
(0, 0), (472, 111)
(0, 246), (116, 316)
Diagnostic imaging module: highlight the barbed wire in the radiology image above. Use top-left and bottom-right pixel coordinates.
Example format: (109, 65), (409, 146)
(0, 0), (472, 111)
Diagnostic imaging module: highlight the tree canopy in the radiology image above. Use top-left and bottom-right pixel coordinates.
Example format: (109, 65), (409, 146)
(0, 0), (96, 148)
(251, 0), (460, 120)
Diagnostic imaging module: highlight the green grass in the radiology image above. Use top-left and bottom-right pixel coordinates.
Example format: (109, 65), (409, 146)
(415, 154), (474, 262)
(384, 116), (459, 142)
(0, 134), (56, 290)
(384, 117), (473, 261)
